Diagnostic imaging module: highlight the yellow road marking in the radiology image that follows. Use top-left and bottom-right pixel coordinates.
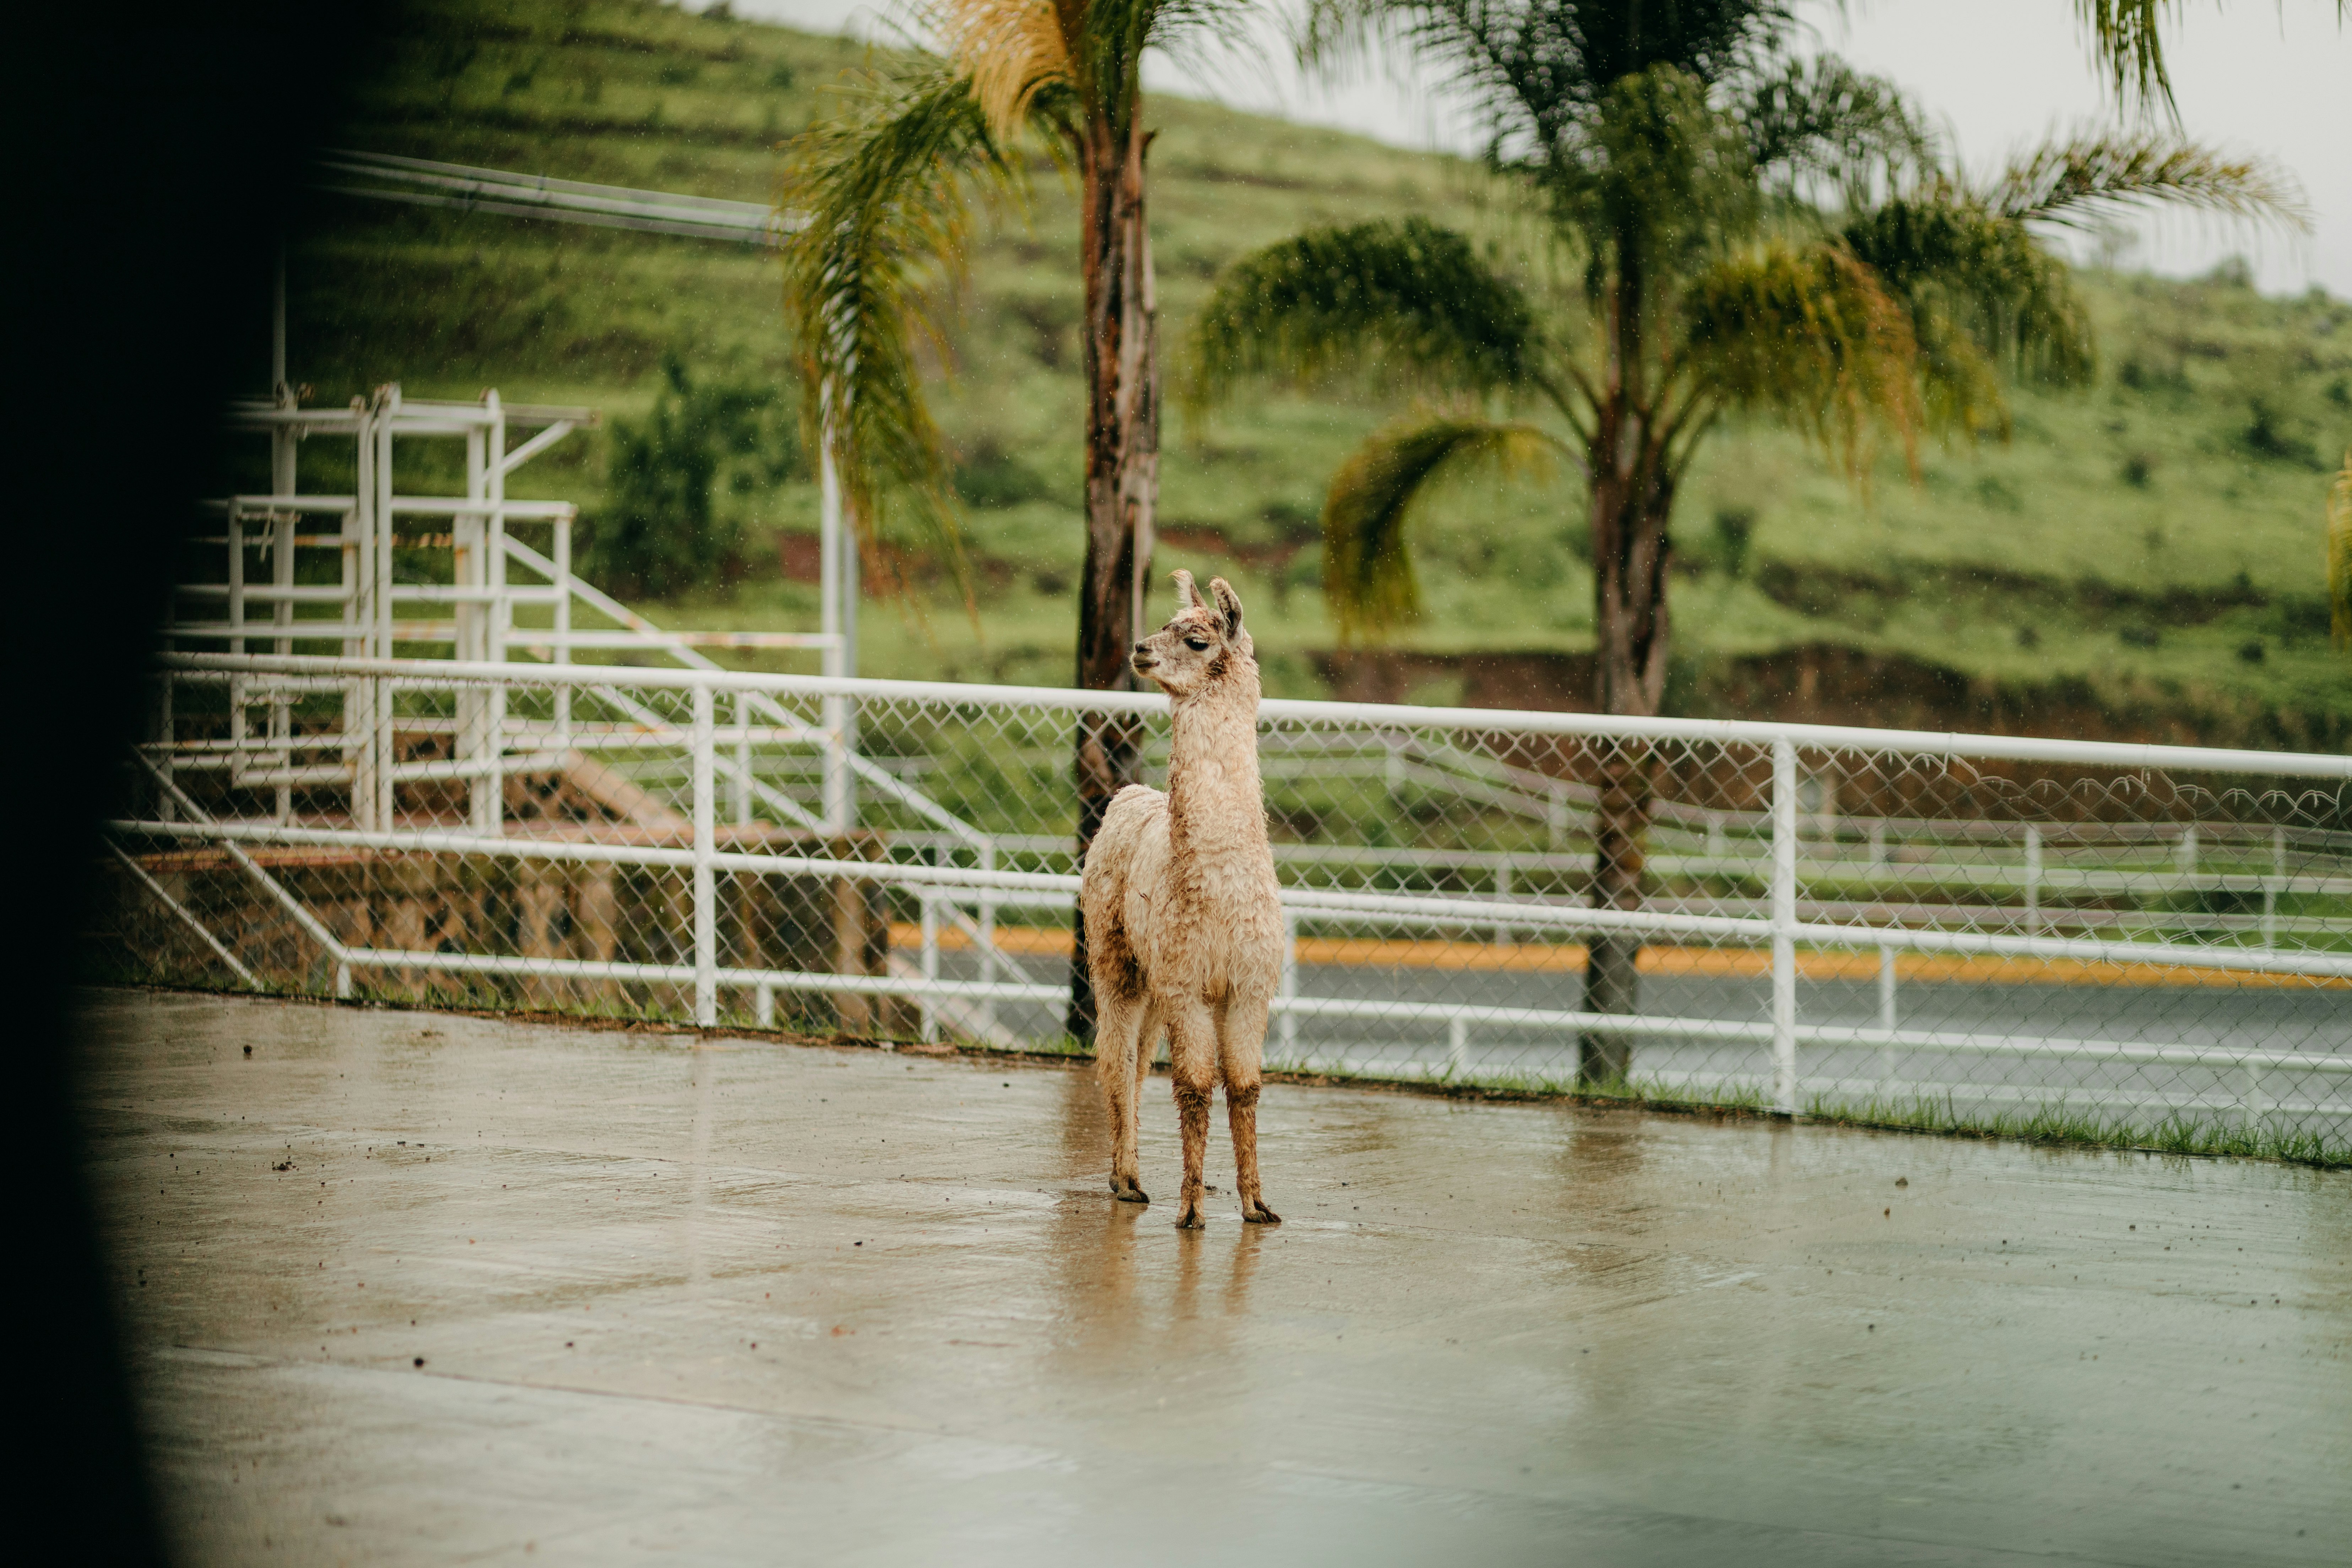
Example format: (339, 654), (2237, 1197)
(887, 925), (2339, 989)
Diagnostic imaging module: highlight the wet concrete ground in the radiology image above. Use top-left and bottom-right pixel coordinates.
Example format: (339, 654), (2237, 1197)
(80, 989), (2352, 1567)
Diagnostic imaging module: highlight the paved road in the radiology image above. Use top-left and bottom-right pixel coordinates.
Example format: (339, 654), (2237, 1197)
(81, 990), (2351, 1566)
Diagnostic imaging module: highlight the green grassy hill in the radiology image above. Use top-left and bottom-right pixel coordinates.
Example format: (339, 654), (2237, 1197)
(266, 0), (2352, 746)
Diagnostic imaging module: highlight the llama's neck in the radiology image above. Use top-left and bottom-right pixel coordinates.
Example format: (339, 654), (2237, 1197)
(1166, 659), (1268, 860)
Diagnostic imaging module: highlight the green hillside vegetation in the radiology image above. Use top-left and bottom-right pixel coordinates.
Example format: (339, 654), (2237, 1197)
(263, 0), (2352, 744)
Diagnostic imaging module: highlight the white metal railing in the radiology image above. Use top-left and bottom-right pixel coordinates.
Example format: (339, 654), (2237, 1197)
(97, 653), (2352, 1152)
(318, 149), (802, 246)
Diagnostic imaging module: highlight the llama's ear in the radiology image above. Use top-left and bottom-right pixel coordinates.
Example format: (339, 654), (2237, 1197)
(1209, 577), (1243, 638)
(1172, 570), (1204, 612)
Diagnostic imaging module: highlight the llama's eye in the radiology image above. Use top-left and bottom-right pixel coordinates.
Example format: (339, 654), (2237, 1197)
(1184, 637), (1210, 651)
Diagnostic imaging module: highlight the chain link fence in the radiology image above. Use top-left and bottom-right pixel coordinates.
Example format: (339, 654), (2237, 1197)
(93, 652), (2352, 1161)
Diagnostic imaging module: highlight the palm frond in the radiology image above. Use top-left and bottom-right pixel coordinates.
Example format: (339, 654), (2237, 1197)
(1186, 218), (1540, 412)
(1134, 0), (1259, 82)
(1736, 54), (1934, 202)
(1680, 240), (1923, 481)
(1291, 0), (1391, 76)
(1989, 132), (2309, 231)
(2074, 0), (2177, 114)
(1903, 300), (2012, 444)
(930, 0), (1073, 140)
(1063, 0), (1250, 130)
(1842, 197), (2095, 394)
(2330, 450), (2352, 651)
(779, 65), (1019, 600)
(1366, 0), (1794, 152)
(1321, 416), (1561, 642)
(2071, 2), (2347, 118)
(1540, 63), (1758, 277)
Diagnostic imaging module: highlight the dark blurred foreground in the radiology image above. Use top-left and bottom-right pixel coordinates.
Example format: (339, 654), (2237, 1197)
(9, 6), (364, 1560)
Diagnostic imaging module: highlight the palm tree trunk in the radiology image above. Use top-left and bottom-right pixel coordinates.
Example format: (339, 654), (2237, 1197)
(1580, 408), (1674, 1087)
(1067, 113), (1158, 1041)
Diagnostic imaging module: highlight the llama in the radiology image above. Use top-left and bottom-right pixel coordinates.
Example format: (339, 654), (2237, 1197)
(1080, 571), (1285, 1228)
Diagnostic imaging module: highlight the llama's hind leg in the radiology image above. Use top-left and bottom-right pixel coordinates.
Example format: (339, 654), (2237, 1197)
(1217, 994), (1280, 1223)
(1095, 986), (1150, 1203)
(1123, 998), (1160, 1195)
(1165, 998), (1218, 1229)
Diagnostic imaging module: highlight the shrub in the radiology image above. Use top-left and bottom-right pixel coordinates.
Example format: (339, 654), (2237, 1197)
(585, 354), (801, 598)
(1711, 507), (1756, 576)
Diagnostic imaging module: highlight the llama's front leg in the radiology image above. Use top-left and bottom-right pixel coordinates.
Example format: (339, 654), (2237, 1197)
(1165, 999), (1218, 1229)
(1217, 993), (1280, 1223)
(1094, 987), (1149, 1203)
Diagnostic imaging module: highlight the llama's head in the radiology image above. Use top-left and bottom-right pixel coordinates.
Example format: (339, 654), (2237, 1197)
(1131, 570), (1251, 699)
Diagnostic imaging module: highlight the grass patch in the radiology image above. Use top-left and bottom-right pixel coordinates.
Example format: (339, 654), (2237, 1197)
(1803, 1090), (2350, 1168)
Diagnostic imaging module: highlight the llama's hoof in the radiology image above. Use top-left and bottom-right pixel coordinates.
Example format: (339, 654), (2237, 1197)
(1242, 1200), (1282, 1224)
(1173, 1203), (1206, 1230)
(1109, 1176), (1150, 1204)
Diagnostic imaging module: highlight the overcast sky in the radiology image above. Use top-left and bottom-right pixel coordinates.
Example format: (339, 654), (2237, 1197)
(736, 0), (2349, 297)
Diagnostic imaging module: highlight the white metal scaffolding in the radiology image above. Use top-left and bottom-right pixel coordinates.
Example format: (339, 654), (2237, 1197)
(167, 381), (857, 836)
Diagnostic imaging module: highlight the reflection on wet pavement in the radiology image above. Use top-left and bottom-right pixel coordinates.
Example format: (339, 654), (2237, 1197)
(80, 990), (2351, 1566)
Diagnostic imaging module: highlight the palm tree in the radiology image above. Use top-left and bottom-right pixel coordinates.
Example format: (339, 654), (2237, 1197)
(2082, 0), (2347, 113)
(780, 0), (1245, 1037)
(1188, 0), (2299, 1083)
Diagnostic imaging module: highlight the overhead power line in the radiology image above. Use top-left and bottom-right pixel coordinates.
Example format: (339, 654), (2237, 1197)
(317, 150), (805, 245)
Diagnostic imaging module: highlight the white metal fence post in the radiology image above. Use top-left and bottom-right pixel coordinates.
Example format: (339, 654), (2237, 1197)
(691, 682), (718, 1026)
(1771, 738), (1799, 1114)
(2023, 824), (2043, 935)
(268, 350), (297, 824)
(270, 507), (296, 824)
(819, 443), (851, 834)
(1877, 944), (1898, 1098)
(552, 513), (573, 745)
(1278, 910), (1299, 1060)
(227, 671), (249, 795)
(346, 403), (375, 829)
(459, 413), (495, 832)
(977, 840), (998, 1039)
(373, 386), (399, 831)
(733, 690), (752, 828)
(919, 888), (940, 1043)
(484, 391), (509, 832)
(2264, 826), (2285, 948)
